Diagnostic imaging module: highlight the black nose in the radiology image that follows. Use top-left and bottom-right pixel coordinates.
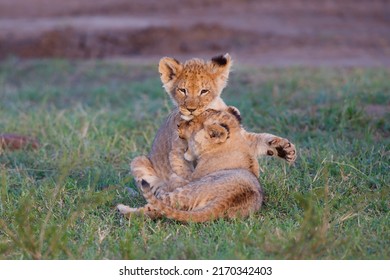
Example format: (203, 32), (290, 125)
(187, 108), (196, 113)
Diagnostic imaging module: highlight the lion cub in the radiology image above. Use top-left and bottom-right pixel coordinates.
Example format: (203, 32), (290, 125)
(129, 54), (296, 198)
(118, 109), (264, 222)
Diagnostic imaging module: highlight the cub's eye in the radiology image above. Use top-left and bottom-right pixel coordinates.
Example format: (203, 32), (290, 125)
(178, 88), (187, 95)
(200, 89), (209, 95)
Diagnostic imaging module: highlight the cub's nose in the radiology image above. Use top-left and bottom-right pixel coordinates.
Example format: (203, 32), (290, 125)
(187, 108), (196, 113)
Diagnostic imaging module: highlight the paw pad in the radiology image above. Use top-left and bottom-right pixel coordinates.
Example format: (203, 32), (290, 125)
(268, 138), (297, 163)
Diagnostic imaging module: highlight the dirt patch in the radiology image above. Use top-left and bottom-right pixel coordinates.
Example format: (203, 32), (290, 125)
(0, 134), (40, 151)
(0, 24), (260, 58)
(1, 0), (390, 66)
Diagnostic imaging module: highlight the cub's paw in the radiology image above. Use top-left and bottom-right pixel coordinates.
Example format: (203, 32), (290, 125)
(267, 138), (297, 163)
(117, 204), (137, 215)
(130, 155), (157, 183)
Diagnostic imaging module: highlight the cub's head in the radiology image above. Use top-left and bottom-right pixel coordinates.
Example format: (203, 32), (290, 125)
(159, 54), (232, 120)
(178, 107), (241, 161)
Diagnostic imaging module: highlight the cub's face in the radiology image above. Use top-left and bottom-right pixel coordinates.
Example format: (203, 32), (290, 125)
(178, 109), (240, 162)
(159, 54), (232, 120)
(173, 71), (217, 120)
(179, 122), (227, 162)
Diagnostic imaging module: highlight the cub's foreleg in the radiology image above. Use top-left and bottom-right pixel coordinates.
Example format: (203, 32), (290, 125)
(167, 137), (192, 190)
(169, 137), (193, 180)
(243, 131), (297, 163)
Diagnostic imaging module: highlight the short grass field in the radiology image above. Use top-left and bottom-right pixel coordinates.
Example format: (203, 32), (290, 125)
(0, 58), (389, 259)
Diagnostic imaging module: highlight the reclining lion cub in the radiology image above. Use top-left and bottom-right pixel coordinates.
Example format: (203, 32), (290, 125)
(117, 109), (264, 222)
(129, 54), (296, 197)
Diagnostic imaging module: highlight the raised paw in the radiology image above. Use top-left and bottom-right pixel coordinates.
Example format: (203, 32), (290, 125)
(267, 138), (297, 163)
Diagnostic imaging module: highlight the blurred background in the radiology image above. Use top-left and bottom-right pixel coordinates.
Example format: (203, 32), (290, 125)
(0, 0), (390, 66)
(1, 1), (389, 261)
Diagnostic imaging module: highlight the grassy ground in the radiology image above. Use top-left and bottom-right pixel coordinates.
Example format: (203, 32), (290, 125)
(0, 58), (389, 259)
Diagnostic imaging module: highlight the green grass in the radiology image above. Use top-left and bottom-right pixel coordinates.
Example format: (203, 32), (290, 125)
(0, 58), (389, 259)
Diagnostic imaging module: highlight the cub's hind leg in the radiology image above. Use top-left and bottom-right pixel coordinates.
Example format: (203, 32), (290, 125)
(116, 179), (195, 221)
(117, 180), (195, 221)
(130, 155), (167, 197)
(144, 176), (232, 212)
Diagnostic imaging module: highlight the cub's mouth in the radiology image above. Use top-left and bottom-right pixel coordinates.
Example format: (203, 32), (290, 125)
(180, 107), (202, 120)
(180, 114), (194, 121)
(179, 108), (195, 120)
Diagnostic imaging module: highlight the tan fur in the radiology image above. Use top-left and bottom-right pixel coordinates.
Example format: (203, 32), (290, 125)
(130, 54), (233, 197)
(127, 54), (296, 199)
(159, 54), (231, 120)
(119, 110), (264, 222)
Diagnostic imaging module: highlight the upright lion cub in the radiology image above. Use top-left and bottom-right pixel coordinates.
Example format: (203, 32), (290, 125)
(129, 54), (296, 198)
(118, 109), (264, 222)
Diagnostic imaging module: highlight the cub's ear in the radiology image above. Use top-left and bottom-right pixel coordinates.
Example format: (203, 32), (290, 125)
(206, 123), (229, 144)
(227, 106), (242, 123)
(158, 57), (183, 86)
(209, 53), (232, 89)
(211, 53), (231, 67)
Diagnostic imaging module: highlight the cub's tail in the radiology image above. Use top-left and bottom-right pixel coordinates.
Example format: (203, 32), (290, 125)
(140, 180), (223, 223)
